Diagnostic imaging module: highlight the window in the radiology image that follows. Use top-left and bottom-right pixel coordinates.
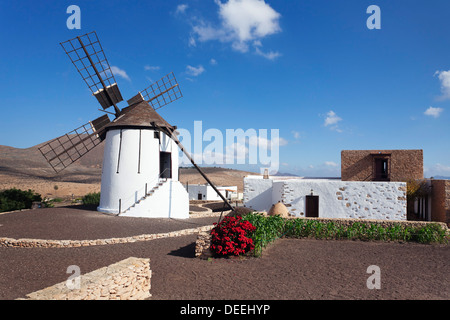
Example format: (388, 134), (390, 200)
(373, 156), (390, 181)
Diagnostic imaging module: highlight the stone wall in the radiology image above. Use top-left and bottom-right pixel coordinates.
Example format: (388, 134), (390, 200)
(244, 177), (407, 221)
(341, 150), (423, 182)
(431, 179), (450, 225)
(195, 231), (212, 259)
(0, 225), (214, 248)
(22, 257), (151, 300)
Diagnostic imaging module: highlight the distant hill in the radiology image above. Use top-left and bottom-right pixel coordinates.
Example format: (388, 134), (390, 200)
(431, 176), (450, 180)
(0, 141), (258, 197)
(179, 167), (260, 192)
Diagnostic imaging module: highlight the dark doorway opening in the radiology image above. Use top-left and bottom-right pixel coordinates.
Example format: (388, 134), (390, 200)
(198, 193), (202, 200)
(374, 158), (389, 181)
(160, 151), (172, 179)
(305, 195), (319, 217)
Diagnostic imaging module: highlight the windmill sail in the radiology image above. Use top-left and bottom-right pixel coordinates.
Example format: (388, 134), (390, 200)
(60, 31), (123, 114)
(140, 72), (182, 110)
(38, 115), (110, 173)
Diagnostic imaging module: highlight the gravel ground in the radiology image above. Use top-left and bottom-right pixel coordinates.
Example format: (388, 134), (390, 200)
(0, 206), (218, 240)
(0, 207), (448, 302)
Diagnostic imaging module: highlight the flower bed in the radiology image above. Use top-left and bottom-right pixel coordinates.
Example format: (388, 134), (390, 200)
(242, 213), (449, 256)
(210, 216), (256, 257)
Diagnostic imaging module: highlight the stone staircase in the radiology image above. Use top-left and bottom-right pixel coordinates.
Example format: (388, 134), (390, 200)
(121, 178), (168, 215)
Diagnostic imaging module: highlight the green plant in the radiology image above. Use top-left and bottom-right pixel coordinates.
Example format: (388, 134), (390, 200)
(242, 213), (448, 256)
(412, 223), (448, 244)
(81, 192), (101, 206)
(0, 188), (42, 212)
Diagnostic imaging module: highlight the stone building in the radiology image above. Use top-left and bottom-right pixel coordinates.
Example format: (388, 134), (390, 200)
(341, 149), (423, 182)
(243, 149), (449, 225)
(340, 149), (448, 225)
(430, 179), (450, 225)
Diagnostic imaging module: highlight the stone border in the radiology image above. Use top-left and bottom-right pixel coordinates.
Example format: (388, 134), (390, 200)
(21, 257), (151, 300)
(189, 210), (232, 218)
(0, 225), (215, 248)
(0, 208), (32, 216)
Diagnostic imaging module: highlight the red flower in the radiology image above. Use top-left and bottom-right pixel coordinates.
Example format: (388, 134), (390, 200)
(210, 216), (255, 257)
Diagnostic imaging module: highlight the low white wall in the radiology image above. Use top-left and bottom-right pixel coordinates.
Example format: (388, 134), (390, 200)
(244, 177), (407, 221)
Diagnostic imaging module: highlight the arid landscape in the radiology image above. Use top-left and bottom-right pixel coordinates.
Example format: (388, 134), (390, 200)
(0, 141), (259, 199)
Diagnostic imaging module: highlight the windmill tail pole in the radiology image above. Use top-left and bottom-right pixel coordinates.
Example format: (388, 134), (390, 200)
(156, 125), (234, 212)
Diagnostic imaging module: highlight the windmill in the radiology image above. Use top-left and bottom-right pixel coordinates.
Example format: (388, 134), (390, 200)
(38, 31), (233, 218)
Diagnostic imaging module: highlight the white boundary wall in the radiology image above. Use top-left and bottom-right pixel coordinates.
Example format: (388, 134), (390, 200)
(244, 176), (407, 221)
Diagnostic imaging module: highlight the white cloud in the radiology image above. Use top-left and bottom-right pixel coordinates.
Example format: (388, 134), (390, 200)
(144, 65), (160, 71)
(278, 137), (288, 146)
(323, 110), (343, 132)
(291, 131), (300, 139)
(176, 4), (188, 14)
(434, 163), (450, 173)
(191, 0), (281, 58)
(111, 66), (130, 81)
(186, 65), (205, 76)
(188, 35), (197, 47)
(424, 106), (443, 118)
(254, 40), (281, 60)
(324, 161), (338, 167)
(424, 163), (450, 178)
(210, 58), (218, 65)
(324, 110), (342, 126)
(218, 0), (281, 42)
(434, 70), (450, 99)
(248, 135), (288, 147)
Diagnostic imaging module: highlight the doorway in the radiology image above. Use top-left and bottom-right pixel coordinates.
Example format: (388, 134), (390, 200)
(374, 158), (389, 181)
(305, 195), (319, 217)
(159, 151), (172, 179)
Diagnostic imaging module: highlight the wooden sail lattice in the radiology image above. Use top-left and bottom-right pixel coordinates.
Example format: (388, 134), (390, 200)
(140, 72), (182, 110)
(38, 115), (110, 173)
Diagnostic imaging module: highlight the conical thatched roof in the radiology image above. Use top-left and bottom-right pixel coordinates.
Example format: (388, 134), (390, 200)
(105, 100), (174, 130)
(268, 201), (290, 218)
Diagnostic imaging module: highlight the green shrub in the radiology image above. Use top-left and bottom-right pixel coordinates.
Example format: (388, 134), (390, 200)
(242, 213), (448, 256)
(0, 188), (42, 212)
(82, 192), (101, 206)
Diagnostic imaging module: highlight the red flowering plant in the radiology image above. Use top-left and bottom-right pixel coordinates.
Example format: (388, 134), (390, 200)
(210, 215), (256, 257)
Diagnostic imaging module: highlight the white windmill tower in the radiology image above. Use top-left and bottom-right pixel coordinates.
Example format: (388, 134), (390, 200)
(38, 31), (234, 219)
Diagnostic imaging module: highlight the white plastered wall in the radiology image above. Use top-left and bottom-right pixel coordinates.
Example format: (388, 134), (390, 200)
(97, 128), (188, 218)
(120, 180), (189, 219)
(244, 176), (407, 221)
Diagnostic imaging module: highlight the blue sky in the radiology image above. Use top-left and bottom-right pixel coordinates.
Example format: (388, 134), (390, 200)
(0, 0), (449, 177)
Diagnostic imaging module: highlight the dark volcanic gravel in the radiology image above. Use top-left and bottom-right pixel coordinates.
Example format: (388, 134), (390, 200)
(0, 206), (218, 240)
(0, 207), (449, 301)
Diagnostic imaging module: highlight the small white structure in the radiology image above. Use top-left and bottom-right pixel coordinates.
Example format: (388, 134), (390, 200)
(244, 175), (407, 221)
(97, 100), (189, 219)
(185, 184), (238, 201)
